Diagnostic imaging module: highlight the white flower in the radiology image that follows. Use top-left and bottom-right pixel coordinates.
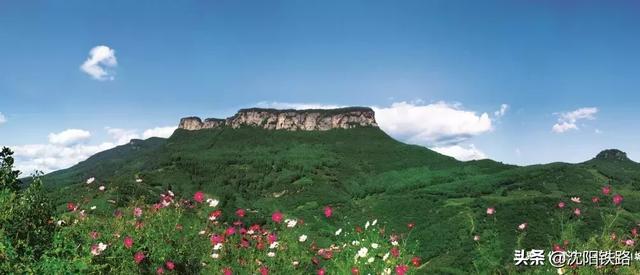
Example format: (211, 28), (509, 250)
(267, 252), (276, 257)
(335, 228), (342, 236)
(198, 230), (206, 235)
(86, 177), (95, 184)
(247, 230), (255, 235)
(98, 185), (105, 191)
(168, 190), (175, 197)
(383, 268), (392, 275)
(211, 253), (219, 259)
(367, 257), (374, 263)
(135, 178), (143, 183)
(371, 243), (379, 249)
(557, 268), (565, 275)
(357, 247), (368, 258)
(372, 219), (378, 226)
(286, 219), (297, 228)
(518, 223), (528, 230)
(352, 240), (360, 246)
(269, 242), (279, 249)
(365, 221), (370, 229)
(570, 197), (581, 203)
(292, 261), (299, 266)
(90, 206), (96, 210)
(383, 252), (390, 261)
(98, 242), (107, 251)
(299, 235), (308, 242)
(213, 243), (223, 250)
(207, 198), (219, 207)
(391, 241), (399, 246)
(56, 220), (65, 226)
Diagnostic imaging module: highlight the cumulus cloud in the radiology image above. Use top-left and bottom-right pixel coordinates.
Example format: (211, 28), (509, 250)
(494, 104), (509, 118)
(552, 107), (598, 133)
(0, 112), (6, 124)
(80, 45), (117, 80)
(11, 125), (176, 174)
(254, 101), (495, 161)
(432, 144), (487, 161)
(48, 129), (91, 146)
(143, 126), (177, 139)
(373, 101), (493, 146)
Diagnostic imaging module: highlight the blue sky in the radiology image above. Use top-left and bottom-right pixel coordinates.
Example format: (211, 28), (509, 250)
(1, 0), (640, 173)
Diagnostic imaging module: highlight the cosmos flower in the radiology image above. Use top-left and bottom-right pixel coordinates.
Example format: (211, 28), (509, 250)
(570, 197), (581, 203)
(99, 185), (105, 191)
(134, 251), (145, 264)
(395, 264), (409, 275)
(335, 228), (343, 236)
(518, 223), (528, 230)
(298, 234), (308, 242)
(613, 194), (624, 206)
(193, 191), (205, 203)
(133, 207), (142, 218)
(592, 197), (600, 203)
(324, 206), (333, 218)
(411, 256), (421, 267)
(272, 211), (283, 223)
(165, 261), (175, 270)
(207, 198), (219, 207)
(602, 185), (611, 196)
(124, 236), (134, 249)
(86, 177), (95, 184)
(486, 207), (495, 215)
(573, 208), (581, 216)
(156, 267), (164, 274)
(67, 202), (77, 212)
(473, 235), (480, 241)
(235, 208), (246, 218)
(557, 201), (565, 208)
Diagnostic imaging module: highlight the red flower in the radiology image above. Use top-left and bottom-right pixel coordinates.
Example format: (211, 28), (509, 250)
(272, 211), (283, 223)
(134, 251), (145, 264)
(260, 266), (269, 275)
(602, 185), (611, 196)
(391, 247), (400, 258)
(613, 194), (624, 206)
(223, 268), (233, 275)
(557, 201), (565, 208)
(193, 191), (205, 203)
(236, 208), (246, 218)
(67, 202), (76, 212)
(324, 206), (333, 218)
(592, 196), (600, 203)
(395, 264), (409, 275)
(407, 223), (415, 230)
(156, 267), (165, 274)
(124, 236), (134, 249)
(411, 256), (421, 267)
(351, 267), (360, 274)
(209, 210), (222, 221)
(165, 261), (175, 270)
(317, 268), (326, 275)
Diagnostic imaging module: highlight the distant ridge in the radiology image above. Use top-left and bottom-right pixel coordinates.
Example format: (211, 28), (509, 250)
(179, 107), (378, 131)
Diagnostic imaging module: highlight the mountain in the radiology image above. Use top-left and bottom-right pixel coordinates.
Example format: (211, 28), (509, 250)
(40, 107), (640, 273)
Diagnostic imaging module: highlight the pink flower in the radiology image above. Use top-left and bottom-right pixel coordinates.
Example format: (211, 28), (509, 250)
(267, 233), (277, 244)
(407, 223), (415, 230)
(573, 208), (581, 216)
(134, 251), (145, 264)
(632, 228), (638, 237)
(602, 185), (611, 196)
(317, 268), (326, 275)
(557, 201), (565, 208)
(592, 196), (600, 203)
(124, 236), (134, 249)
(486, 207), (495, 215)
(411, 256), (421, 267)
(89, 231), (100, 239)
(351, 267), (360, 275)
(67, 202), (76, 212)
(165, 261), (175, 270)
(225, 227), (236, 236)
(156, 267), (165, 274)
(209, 210), (222, 221)
(324, 206), (333, 218)
(390, 247), (400, 258)
(271, 211), (283, 223)
(395, 264), (409, 275)
(553, 244), (564, 252)
(235, 208), (246, 218)
(210, 234), (224, 245)
(625, 239), (635, 246)
(223, 268), (233, 275)
(133, 207), (143, 218)
(260, 266), (269, 275)
(517, 223), (527, 230)
(613, 194), (624, 206)
(193, 191), (205, 203)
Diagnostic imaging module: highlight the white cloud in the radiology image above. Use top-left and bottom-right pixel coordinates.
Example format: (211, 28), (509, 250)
(105, 127), (140, 145)
(494, 104), (509, 117)
(12, 125), (175, 174)
(143, 126), (177, 139)
(0, 112), (6, 124)
(80, 45), (117, 81)
(432, 144), (487, 161)
(48, 129), (91, 146)
(552, 107), (598, 133)
(373, 101), (493, 146)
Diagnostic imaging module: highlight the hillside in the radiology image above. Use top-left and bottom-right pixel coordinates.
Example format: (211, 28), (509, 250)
(39, 120), (640, 273)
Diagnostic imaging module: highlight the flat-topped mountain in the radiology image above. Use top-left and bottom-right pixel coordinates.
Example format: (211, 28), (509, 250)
(178, 107), (378, 131)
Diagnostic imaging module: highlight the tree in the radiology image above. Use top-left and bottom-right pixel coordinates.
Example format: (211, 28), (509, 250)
(0, 147), (20, 191)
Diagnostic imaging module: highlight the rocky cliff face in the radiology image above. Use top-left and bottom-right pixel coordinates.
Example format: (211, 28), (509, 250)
(179, 107), (378, 131)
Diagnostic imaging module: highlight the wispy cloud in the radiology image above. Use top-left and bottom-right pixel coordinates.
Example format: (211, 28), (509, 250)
(494, 104), (509, 118)
(552, 107), (598, 133)
(80, 45), (117, 81)
(0, 112), (6, 125)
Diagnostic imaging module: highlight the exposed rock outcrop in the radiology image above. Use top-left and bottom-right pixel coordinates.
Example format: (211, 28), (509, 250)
(179, 107), (378, 131)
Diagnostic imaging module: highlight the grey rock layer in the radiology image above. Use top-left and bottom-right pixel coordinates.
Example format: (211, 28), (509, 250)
(179, 107), (378, 131)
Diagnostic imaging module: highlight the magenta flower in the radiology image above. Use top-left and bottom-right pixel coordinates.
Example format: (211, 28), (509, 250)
(557, 201), (565, 208)
(156, 267), (165, 274)
(124, 236), (134, 249)
(592, 196), (600, 203)
(193, 191), (205, 203)
(225, 227), (236, 236)
(573, 208), (581, 216)
(395, 264), (409, 275)
(272, 211), (283, 223)
(486, 207), (495, 215)
(134, 251), (145, 264)
(165, 261), (175, 270)
(613, 194), (624, 206)
(133, 207), (142, 218)
(235, 208), (246, 218)
(602, 185), (611, 196)
(324, 206), (333, 218)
